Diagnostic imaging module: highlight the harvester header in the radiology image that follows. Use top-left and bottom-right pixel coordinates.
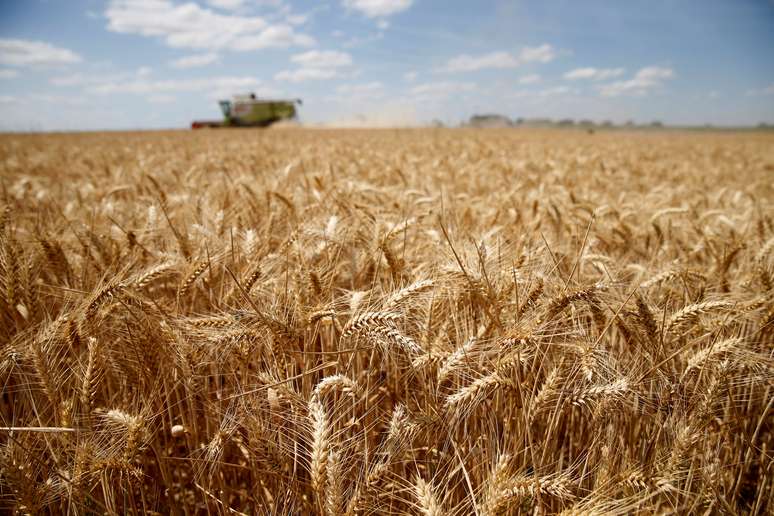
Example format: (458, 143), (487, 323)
(192, 93), (301, 129)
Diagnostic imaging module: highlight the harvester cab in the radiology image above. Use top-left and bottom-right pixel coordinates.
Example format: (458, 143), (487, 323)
(218, 100), (232, 118)
(192, 93), (302, 129)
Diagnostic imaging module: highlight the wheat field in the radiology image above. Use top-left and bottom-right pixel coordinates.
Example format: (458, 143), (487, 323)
(0, 127), (773, 514)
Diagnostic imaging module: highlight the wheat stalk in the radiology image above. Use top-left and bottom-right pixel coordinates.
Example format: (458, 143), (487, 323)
(413, 477), (442, 516)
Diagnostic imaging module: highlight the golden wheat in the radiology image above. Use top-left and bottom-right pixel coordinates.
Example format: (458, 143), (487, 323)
(0, 128), (772, 514)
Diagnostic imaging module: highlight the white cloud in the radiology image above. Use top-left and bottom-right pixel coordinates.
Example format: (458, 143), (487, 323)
(377, 19), (390, 29)
(207, 0), (245, 9)
(23, 94), (88, 106)
(599, 66), (674, 97)
(342, 0), (413, 18)
(0, 95), (17, 103)
(276, 49), (353, 82)
(635, 66), (674, 81)
(52, 67), (152, 87)
(441, 44), (556, 72)
(281, 2), (326, 26)
(105, 0), (314, 52)
(275, 68), (338, 82)
(106, 1), (262, 47)
(537, 86), (573, 97)
(291, 50), (352, 68)
(86, 75), (267, 97)
(403, 70), (417, 82)
(337, 81), (383, 92)
(0, 39), (82, 67)
(0, 68), (19, 79)
(518, 44), (556, 64)
(519, 74), (541, 84)
(564, 68), (600, 80)
(563, 67), (624, 81)
(500, 86), (578, 100)
(50, 74), (90, 86)
(287, 14), (308, 25)
(410, 81), (476, 100)
(170, 52), (219, 68)
(229, 25), (315, 51)
(443, 51), (519, 72)
(342, 31), (384, 48)
(51, 73), (119, 87)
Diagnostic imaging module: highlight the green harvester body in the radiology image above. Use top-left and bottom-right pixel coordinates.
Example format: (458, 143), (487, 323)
(192, 93), (301, 129)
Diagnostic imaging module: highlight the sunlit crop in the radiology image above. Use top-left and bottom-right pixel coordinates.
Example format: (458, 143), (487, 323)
(1, 127), (772, 514)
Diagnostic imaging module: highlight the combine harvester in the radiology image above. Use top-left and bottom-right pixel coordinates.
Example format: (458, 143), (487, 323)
(191, 93), (301, 129)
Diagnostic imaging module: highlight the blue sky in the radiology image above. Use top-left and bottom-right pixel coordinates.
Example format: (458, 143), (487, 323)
(0, 0), (773, 130)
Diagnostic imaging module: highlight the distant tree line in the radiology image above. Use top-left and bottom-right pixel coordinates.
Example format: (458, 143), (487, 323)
(461, 114), (668, 129)
(457, 114), (773, 130)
